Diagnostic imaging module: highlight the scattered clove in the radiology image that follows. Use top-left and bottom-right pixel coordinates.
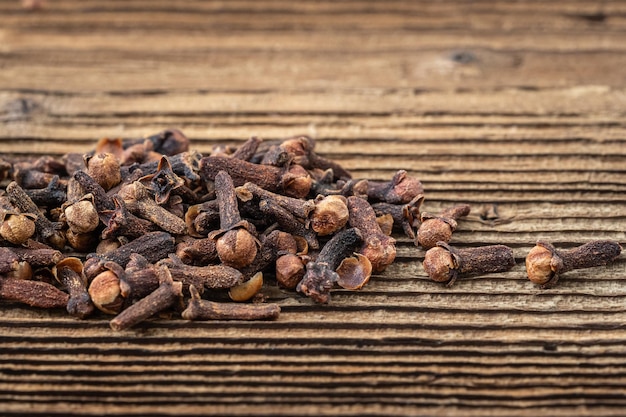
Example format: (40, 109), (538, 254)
(109, 264), (182, 331)
(526, 240), (622, 288)
(417, 204), (471, 249)
(423, 242), (515, 286)
(182, 285), (280, 321)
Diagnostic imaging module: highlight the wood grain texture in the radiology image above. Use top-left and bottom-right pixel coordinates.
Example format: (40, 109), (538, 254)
(1, 0), (626, 415)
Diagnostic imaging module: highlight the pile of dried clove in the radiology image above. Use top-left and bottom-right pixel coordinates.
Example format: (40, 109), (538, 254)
(0, 130), (424, 329)
(0, 129), (622, 330)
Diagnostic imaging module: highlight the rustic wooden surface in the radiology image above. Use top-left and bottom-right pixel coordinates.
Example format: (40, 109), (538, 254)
(1, 1), (626, 415)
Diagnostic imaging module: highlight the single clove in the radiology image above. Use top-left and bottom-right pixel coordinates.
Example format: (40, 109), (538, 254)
(297, 227), (363, 303)
(101, 196), (159, 240)
(526, 240), (622, 288)
(208, 171), (259, 268)
(84, 231), (175, 280)
(200, 156), (312, 199)
(417, 203), (471, 249)
(6, 181), (66, 249)
(159, 254), (244, 293)
(363, 170), (423, 204)
(109, 264), (182, 331)
(259, 198), (319, 250)
(53, 257), (94, 319)
(423, 242), (515, 286)
(347, 196), (396, 273)
(0, 278), (69, 309)
(182, 285), (280, 321)
(371, 194), (424, 240)
(117, 181), (186, 234)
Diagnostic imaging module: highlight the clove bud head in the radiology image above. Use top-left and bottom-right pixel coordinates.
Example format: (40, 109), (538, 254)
(422, 246), (456, 283)
(310, 195), (349, 236)
(525, 244), (555, 285)
(0, 213), (36, 245)
(64, 198), (100, 234)
(89, 270), (125, 315)
(417, 218), (454, 249)
(87, 152), (122, 191)
(216, 229), (258, 269)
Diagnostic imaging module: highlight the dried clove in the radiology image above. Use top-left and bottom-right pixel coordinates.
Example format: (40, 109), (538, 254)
(372, 194), (424, 239)
(101, 196), (158, 240)
(363, 170), (423, 204)
(182, 285), (280, 321)
(526, 240), (622, 288)
(423, 242), (515, 286)
(0, 247), (19, 274)
(109, 264), (182, 331)
(0, 278), (69, 309)
(347, 196), (396, 273)
(297, 228), (363, 303)
(417, 204), (471, 249)
(259, 198), (319, 250)
(86, 152), (121, 191)
(200, 156), (312, 199)
(53, 257), (94, 319)
(117, 181), (186, 234)
(84, 231), (175, 280)
(208, 171), (259, 268)
(159, 254), (244, 293)
(24, 176), (67, 207)
(6, 181), (66, 249)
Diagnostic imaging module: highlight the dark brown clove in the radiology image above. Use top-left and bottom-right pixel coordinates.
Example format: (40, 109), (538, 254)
(73, 170), (116, 215)
(297, 227), (363, 303)
(182, 285), (280, 321)
(0, 247), (19, 274)
(372, 194), (424, 240)
(159, 254), (244, 292)
(117, 181), (186, 234)
(231, 136), (263, 161)
(10, 247), (64, 267)
(0, 278), (69, 309)
(109, 264), (182, 331)
(6, 181), (66, 249)
(209, 171), (258, 269)
(259, 198), (319, 250)
(139, 156), (186, 205)
(84, 231), (175, 280)
(347, 196), (396, 273)
(363, 170), (423, 204)
(175, 236), (219, 266)
(200, 156), (312, 199)
(53, 257), (94, 319)
(237, 181), (315, 220)
(101, 196), (158, 240)
(268, 136), (352, 180)
(423, 242), (515, 286)
(417, 204), (471, 249)
(526, 240), (622, 288)
(24, 176), (67, 207)
(143, 128), (190, 156)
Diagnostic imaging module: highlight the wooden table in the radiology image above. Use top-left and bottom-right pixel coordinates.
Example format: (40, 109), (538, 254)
(1, 1), (625, 415)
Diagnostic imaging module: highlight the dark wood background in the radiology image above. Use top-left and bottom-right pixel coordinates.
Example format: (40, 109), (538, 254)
(1, 1), (626, 415)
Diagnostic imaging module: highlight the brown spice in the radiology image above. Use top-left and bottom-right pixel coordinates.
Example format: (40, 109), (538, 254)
(417, 204), (471, 249)
(182, 285), (280, 321)
(423, 242), (515, 286)
(109, 264), (182, 331)
(526, 240), (622, 288)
